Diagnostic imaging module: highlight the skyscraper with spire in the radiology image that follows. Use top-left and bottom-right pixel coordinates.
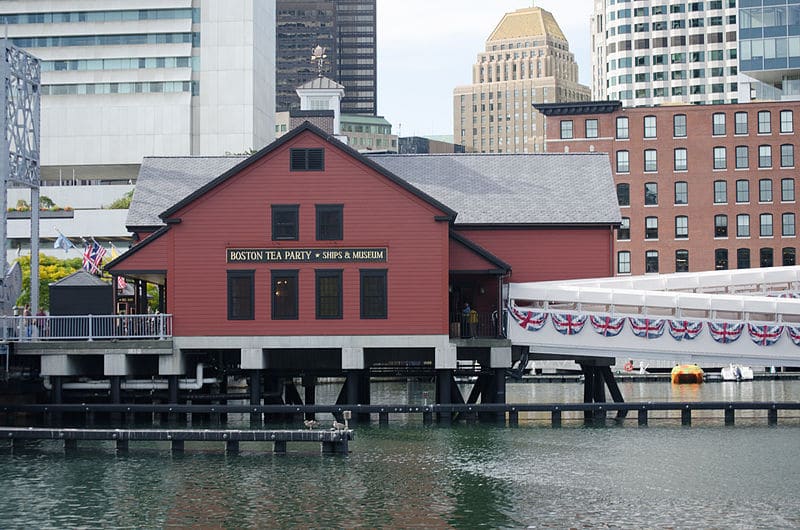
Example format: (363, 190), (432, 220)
(453, 6), (590, 154)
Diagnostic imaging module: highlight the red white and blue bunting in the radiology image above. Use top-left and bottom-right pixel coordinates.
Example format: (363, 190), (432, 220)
(748, 324), (784, 346)
(552, 313), (587, 335)
(708, 322), (744, 344)
(507, 304), (800, 347)
(508, 306), (548, 332)
(590, 315), (625, 337)
(629, 317), (665, 339)
(668, 319), (704, 341)
(788, 326), (800, 346)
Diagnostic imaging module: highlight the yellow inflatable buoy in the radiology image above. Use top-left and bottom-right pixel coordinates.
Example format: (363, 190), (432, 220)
(671, 364), (704, 384)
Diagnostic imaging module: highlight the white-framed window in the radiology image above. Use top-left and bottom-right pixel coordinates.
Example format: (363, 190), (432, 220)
(618, 251), (631, 274)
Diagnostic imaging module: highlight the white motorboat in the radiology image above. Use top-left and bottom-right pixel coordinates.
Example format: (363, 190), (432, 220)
(721, 364), (754, 381)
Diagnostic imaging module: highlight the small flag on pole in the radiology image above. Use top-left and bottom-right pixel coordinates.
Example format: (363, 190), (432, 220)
(117, 275), (127, 290)
(54, 232), (75, 253)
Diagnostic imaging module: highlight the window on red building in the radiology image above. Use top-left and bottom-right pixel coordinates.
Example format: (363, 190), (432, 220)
(272, 270), (298, 320)
(272, 205), (299, 240)
(715, 248), (729, 270)
(784, 247), (797, 266)
(227, 270), (254, 320)
(675, 250), (689, 272)
(316, 204), (343, 240)
(737, 248), (751, 269)
(760, 248), (774, 267)
(645, 250), (659, 273)
(316, 270), (342, 319)
(360, 269), (387, 318)
(715, 214), (728, 237)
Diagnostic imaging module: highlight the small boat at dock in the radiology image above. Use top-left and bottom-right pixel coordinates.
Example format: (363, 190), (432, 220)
(721, 364), (754, 381)
(671, 364), (704, 384)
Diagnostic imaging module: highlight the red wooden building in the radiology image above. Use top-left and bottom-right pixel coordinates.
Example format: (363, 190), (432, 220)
(105, 122), (619, 409)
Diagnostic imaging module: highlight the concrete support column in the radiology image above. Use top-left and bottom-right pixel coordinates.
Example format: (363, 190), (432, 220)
(341, 347), (364, 370)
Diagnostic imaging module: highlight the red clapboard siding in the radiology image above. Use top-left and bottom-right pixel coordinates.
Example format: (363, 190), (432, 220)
(456, 227), (613, 282)
(449, 238), (502, 272)
(159, 130), (451, 336)
(115, 230), (171, 271)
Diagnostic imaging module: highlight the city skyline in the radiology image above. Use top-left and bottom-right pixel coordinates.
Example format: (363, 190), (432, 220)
(377, 0), (592, 138)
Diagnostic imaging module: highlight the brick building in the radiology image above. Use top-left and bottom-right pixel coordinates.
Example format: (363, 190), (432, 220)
(537, 100), (800, 275)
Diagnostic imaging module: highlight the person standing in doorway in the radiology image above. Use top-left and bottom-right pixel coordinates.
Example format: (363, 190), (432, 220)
(468, 307), (479, 338)
(461, 302), (471, 338)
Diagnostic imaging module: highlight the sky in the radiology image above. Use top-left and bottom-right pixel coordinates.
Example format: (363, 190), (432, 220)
(376, 0), (593, 138)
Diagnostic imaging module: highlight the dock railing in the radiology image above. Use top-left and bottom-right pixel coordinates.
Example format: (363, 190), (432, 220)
(0, 314), (173, 341)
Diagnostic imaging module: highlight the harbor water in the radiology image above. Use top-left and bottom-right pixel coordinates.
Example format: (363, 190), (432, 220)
(1, 379), (799, 528)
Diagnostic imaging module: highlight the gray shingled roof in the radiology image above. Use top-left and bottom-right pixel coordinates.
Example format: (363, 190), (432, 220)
(367, 153), (620, 225)
(126, 156), (246, 228)
(127, 151), (619, 230)
(50, 269), (110, 287)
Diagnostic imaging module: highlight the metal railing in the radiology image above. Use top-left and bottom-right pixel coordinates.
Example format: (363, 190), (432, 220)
(0, 314), (172, 341)
(449, 311), (504, 339)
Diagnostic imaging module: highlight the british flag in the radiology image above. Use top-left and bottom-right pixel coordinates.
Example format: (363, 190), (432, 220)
(629, 317), (665, 339)
(708, 322), (744, 344)
(787, 325), (800, 346)
(668, 319), (704, 341)
(551, 313), (587, 335)
(747, 324), (784, 346)
(590, 315), (625, 337)
(508, 305), (547, 332)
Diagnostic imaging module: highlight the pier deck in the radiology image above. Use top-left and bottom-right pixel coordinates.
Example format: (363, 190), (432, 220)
(0, 426), (353, 454)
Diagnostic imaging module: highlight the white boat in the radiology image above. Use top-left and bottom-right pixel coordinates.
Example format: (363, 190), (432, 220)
(721, 364), (754, 381)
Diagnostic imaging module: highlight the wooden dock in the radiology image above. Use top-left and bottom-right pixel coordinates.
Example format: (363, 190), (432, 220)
(0, 427), (353, 454)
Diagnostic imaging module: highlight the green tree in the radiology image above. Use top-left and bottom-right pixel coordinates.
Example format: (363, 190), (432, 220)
(16, 254), (83, 311)
(107, 189), (134, 209)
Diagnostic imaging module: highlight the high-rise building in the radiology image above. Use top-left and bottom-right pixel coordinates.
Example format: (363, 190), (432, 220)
(3, 0), (275, 181)
(738, 0), (800, 101)
(591, 0), (739, 106)
(453, 7), (590, 154)
(1, 1), (275, 259)
(276, 0), (377, 115)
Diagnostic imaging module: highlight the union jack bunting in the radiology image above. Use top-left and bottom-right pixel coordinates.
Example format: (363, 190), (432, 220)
(590, 315), (625, 337)
(552, 313), (587, 336)
(747, 324), (784, 346)
(628, 317), (665, 339)
(787, 326), (800, 346)
(708, 322), (744, 344)
(508, 305), (547, 332)
(668, 319), (704, 341)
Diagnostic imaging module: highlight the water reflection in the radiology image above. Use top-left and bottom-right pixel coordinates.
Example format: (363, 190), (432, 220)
(1, 380), (799, 528)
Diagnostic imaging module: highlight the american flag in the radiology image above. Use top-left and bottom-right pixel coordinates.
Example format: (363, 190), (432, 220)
(508, 305), (547, 332)
(589, 315), (625, 337)
(551, 313), (587, 336)
(629, 317), (665, 339)
(708, 322), (744, 344)
(668, 319), (703, 341)
(747, 324), (784, 346)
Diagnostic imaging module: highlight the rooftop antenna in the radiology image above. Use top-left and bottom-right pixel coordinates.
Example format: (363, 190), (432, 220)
(311, 45), (327, 77)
